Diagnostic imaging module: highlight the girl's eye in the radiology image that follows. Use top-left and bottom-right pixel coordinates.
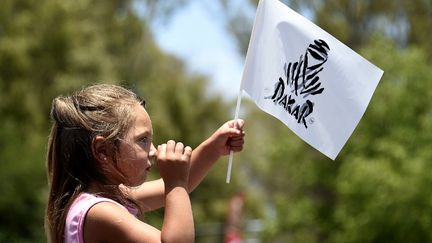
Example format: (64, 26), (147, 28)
(138, 137), (151, 146)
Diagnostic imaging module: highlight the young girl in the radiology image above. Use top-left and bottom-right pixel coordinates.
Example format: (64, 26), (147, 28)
(45, 84), (245, 243)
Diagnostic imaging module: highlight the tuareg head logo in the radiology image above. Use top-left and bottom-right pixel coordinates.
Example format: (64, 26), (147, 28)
(265, 39), (330, 128)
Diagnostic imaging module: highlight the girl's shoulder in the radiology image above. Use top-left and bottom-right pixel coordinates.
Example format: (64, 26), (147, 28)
(79, 193), (161, 242)
(65, 193), (136, 243)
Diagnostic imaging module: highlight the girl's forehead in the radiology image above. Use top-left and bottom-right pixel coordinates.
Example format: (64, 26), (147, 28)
(129, 105), (152, 135)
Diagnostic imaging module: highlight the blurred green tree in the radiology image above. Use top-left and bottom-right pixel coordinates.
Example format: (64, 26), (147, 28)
(213, 0), (432, 242)
(219, 0), (432, 56)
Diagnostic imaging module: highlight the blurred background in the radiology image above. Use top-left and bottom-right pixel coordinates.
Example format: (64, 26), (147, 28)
(0, 0), (431, 242)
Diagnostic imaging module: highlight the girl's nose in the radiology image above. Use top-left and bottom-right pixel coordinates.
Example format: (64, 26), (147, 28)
(149, 143), (157, 165)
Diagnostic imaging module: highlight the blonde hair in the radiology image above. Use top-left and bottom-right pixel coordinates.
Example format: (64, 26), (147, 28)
(45, 84), (144, 243)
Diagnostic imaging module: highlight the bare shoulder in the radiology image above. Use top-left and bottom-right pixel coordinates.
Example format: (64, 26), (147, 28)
(84, 201), (161, 243)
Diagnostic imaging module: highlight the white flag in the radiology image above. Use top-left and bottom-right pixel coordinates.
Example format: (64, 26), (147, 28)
(241, 0), (384, 160)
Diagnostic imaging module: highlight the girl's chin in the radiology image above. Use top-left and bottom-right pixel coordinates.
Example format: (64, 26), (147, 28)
(133, 176), (147, 187)
(123, 171), (148, 188)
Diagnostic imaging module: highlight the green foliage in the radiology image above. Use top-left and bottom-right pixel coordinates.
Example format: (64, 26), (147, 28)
(0, 120), (47, 242)
(2, 0), (431, 242)
(328, 37), (432, 243)
(214, 0), (432, 241)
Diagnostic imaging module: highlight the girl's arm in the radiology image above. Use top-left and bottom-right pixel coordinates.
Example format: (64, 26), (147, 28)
(84, 141), (194, 243)
(130, 119), (245, 212)
(188, 119), (245, 191)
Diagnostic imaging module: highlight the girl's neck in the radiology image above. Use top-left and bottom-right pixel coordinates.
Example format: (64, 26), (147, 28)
(85, 182), (122, 195)
(86, 182), (106, 194)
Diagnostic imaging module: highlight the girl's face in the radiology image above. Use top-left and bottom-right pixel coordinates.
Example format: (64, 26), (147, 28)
(116, 104), (155, 186)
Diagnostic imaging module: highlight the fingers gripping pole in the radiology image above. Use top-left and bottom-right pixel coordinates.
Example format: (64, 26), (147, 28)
(226, 91), (243, 184)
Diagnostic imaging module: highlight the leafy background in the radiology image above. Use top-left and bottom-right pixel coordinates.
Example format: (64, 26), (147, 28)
(0, 0), (431, 242)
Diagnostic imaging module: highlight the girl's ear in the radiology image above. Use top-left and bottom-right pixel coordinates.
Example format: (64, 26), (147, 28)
(92, 135), (109, 163)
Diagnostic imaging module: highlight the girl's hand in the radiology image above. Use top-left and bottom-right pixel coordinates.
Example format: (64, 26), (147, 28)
(208, 119), (245, 156)
(156, 140), (192, 189)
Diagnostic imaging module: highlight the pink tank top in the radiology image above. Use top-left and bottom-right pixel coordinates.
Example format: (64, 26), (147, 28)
(65, 193), (138, 243)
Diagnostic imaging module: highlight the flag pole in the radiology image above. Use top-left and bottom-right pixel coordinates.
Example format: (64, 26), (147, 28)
(226, 90), (243, 183)
(225, 0), (262, 183)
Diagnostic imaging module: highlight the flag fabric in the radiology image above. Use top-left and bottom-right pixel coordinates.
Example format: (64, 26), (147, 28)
(241, 0), (384, 160)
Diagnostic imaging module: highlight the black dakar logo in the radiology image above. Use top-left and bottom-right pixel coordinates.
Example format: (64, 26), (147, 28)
(265, 39), (330, 128)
